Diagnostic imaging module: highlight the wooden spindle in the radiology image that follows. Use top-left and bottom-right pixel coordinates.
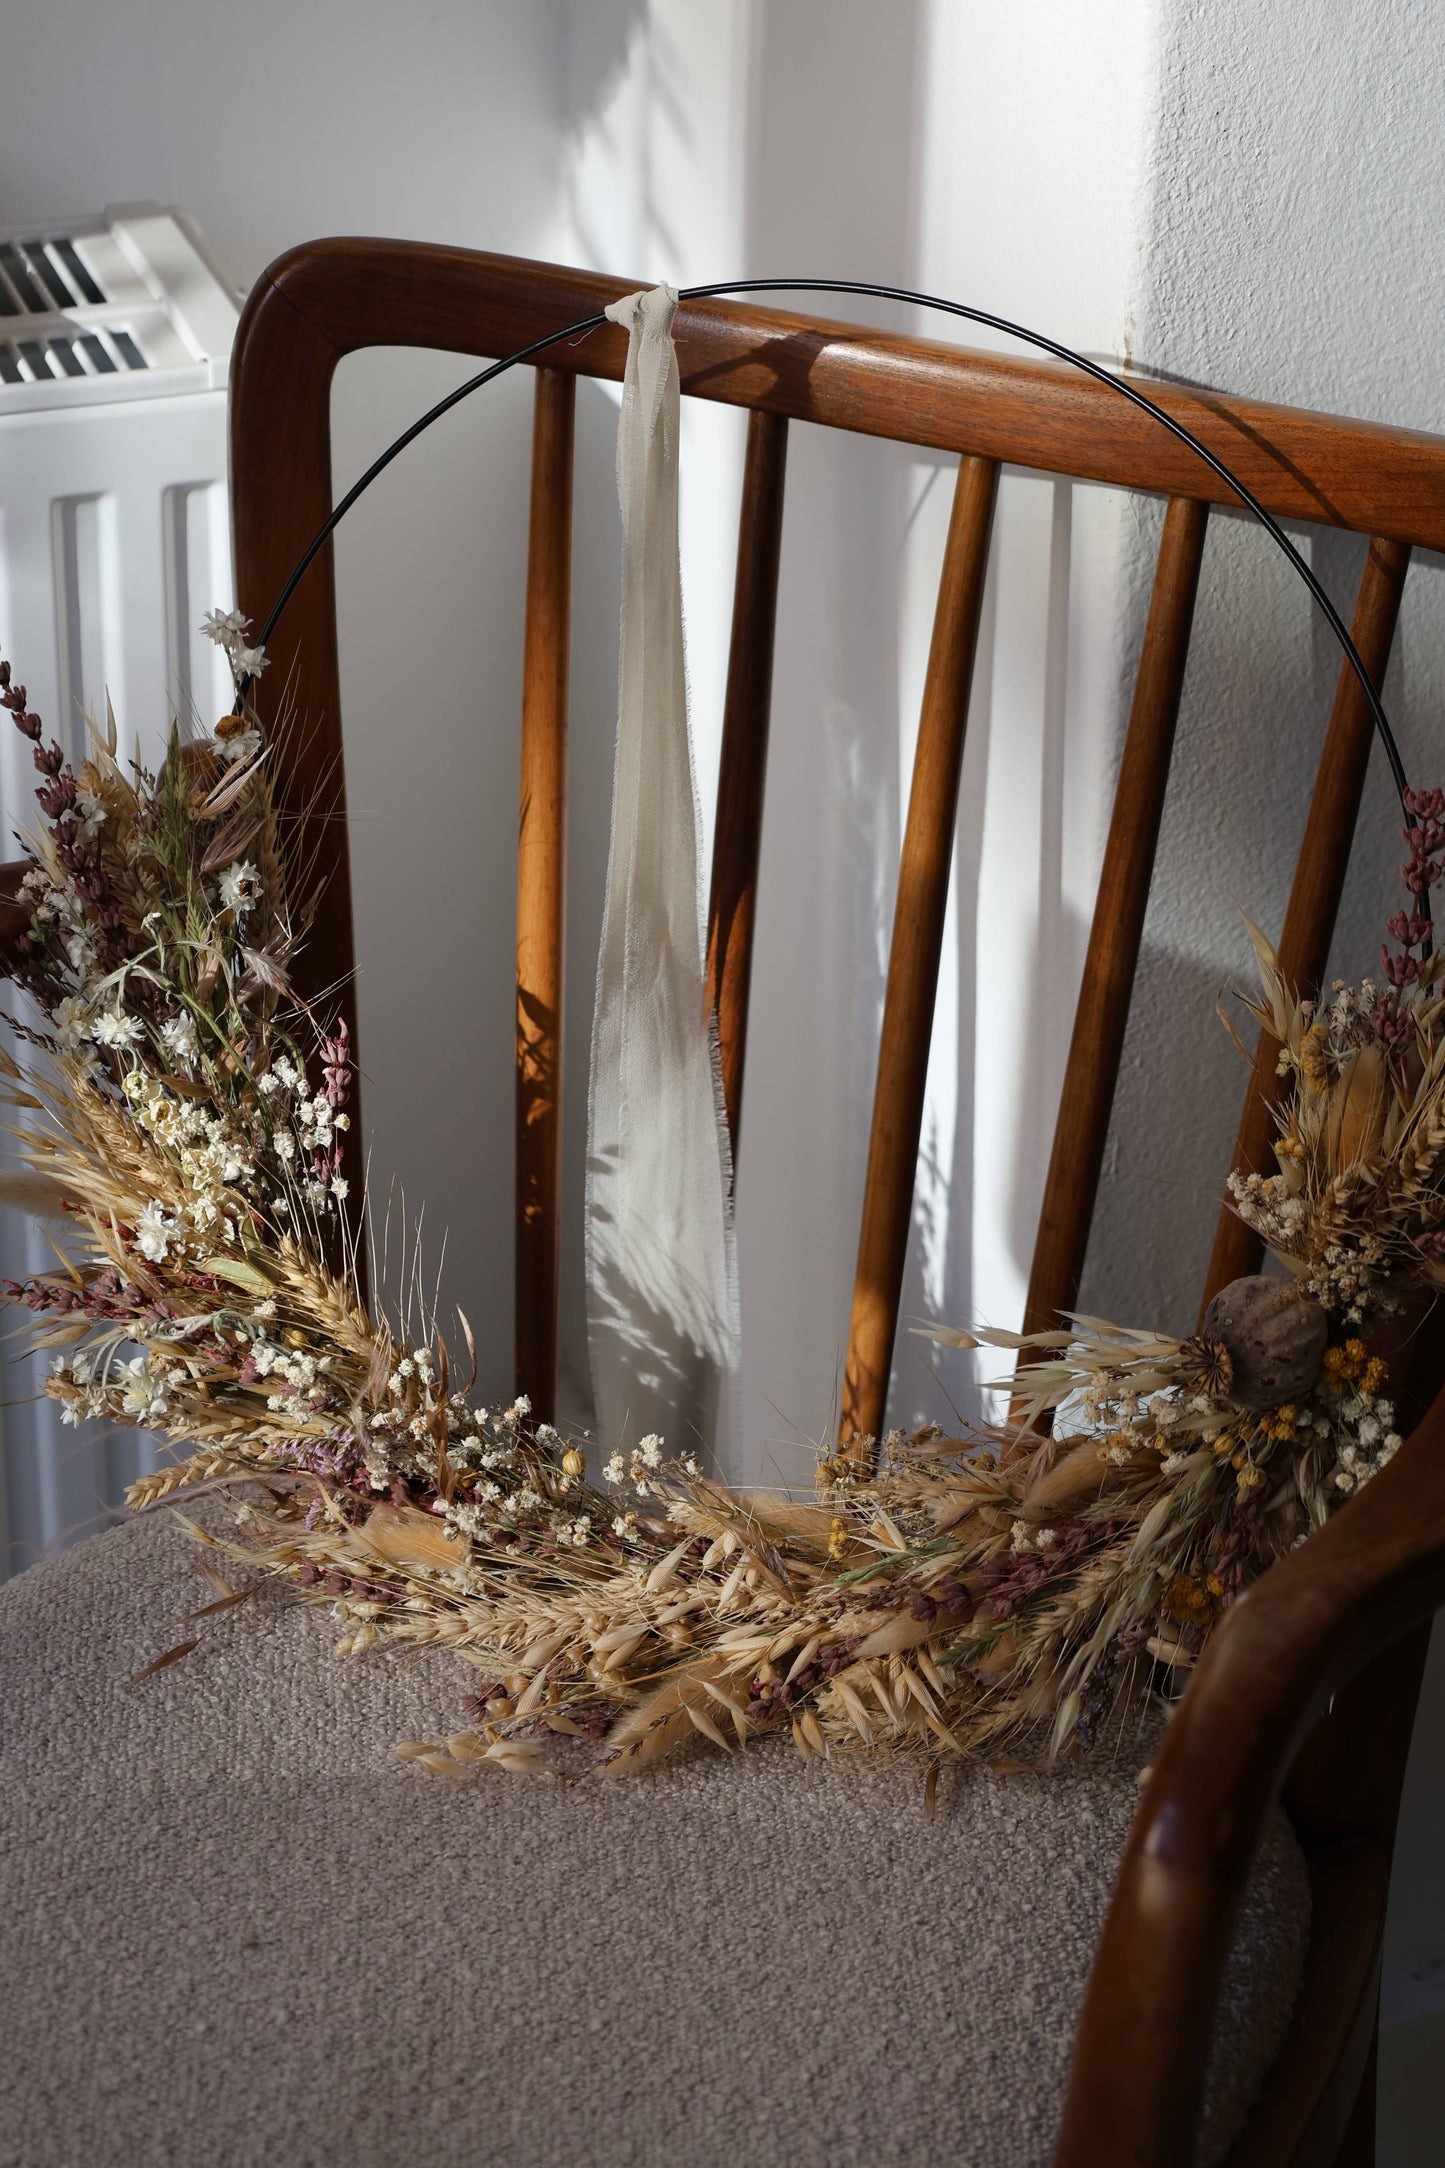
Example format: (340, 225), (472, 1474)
(514, 369), (575, 1414)
(706, 410), (789, 1149)
(1022, 497), (1210, 1341)
(840, 453), (1000, 1456)
(1203, 535), (1412, 1308)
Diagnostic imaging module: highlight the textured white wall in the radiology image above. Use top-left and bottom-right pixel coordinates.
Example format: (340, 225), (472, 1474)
(1095, 0), (1445, 2044)
(1083, 0), (1445, 1342)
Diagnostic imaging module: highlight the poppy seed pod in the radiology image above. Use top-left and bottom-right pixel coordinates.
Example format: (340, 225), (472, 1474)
(1182, 1275), (1329, 1411)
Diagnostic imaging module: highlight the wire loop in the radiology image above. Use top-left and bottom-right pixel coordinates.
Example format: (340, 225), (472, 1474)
(236, 275), (1412, 809)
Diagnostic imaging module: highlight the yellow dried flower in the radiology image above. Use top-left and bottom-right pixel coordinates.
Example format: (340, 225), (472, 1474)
(1299, 1021), (1332, 1089)
(1257, 1403), (1301, 1443)
(1161, 1573), (1215, 1623)
(828, 1517), (848, 1560)
(561, 1446), (586, 1480)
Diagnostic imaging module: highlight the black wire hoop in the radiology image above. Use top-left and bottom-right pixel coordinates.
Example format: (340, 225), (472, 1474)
(234, 274), (1414, 810)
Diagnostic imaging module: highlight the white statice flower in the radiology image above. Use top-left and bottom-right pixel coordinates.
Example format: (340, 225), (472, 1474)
(73, 787), (107, 836)
(447, 1502), (492, 1541)
(603, 1452), (625, 1484)
(612, 1515), (634, 1538)
(51, 994), (93, 1054)
(512, 1488), (544, 1515)
(330, 1177), (349, 1201)
(120, 1356), (169, 1421)
(93, 1004), (144, 1050)
(134, 1201), (178, 1261)
(273, 1128), (297, 1164)
(215, 726), (262, 765)
(200, 610), (268, 688)
(64, 926), (100, 977)
(217, 860), (261, 918)
(637, 1433), (664, 1469)
(21, 865), (60, 920)
(161, 1011), (200, 1063)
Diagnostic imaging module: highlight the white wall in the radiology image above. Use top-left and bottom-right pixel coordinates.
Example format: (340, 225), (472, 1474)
(1084, 0), (1445, 1343)
(1101, 0), (1445, 2073)
(552, 0), (1156, 1474)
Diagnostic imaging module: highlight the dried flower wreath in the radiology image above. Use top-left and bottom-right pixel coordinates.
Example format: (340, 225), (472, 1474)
(0, 278), (1438, 1783)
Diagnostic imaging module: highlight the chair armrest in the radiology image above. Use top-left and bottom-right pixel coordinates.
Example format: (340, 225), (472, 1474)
(1055, 1378), (1445, 2166)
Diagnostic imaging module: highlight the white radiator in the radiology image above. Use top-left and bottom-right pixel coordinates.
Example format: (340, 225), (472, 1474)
(0, 205), (238, 1577)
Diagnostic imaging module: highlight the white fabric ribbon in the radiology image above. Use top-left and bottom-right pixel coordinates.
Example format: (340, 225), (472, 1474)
(585, 284), (739, 1471)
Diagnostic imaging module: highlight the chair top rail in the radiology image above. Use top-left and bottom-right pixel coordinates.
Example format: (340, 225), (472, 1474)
(242, 237), (1445, 551)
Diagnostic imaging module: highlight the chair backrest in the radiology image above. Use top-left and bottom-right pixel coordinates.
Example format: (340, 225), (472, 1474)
(229, 241), (1445, 1454)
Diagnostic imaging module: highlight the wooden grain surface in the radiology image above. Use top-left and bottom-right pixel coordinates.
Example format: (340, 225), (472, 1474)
(705, 408), (789, 1147)
(1023, 496), (1210, 1350)
(840, 453), (999, 1453)
(514, 370), (575, 1416)
(255, 239), (1445, 547)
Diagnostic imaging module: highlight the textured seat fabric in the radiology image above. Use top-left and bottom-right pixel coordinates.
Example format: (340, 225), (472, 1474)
(0, 1511), (1309, 2168)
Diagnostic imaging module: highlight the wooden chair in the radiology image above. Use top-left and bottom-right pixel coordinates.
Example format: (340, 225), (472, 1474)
(227, 239), (1445, 2166)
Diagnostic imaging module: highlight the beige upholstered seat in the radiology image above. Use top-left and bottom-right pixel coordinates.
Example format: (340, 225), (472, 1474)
(0, 1514), (1309, 2168)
